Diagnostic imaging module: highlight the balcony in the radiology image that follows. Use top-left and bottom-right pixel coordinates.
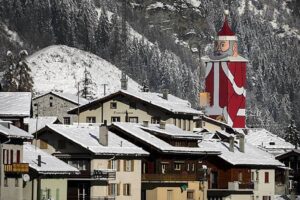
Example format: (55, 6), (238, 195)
(91, 169), (116, 180)
(239, 182), (254, 190)
(4, 163), (29, 174)
(142, 173), (203, 182)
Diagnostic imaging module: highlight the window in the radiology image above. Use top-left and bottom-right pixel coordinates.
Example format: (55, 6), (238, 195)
(10, 149), (13, 164)
(108, 183), (120, 196)
(187, 190), (194, 200)
(49, 96), (53, 100)
(124, 160), (134, 172)
(108, 160), (120, 171)
(265, 172), (269, 183)
(129, 117), (138, 123)
(63, 117), (70, 125)
(4, 177), (8, 187)
(16, 150), (20, 163)
(111, 117), (120, 122)
(86, 117), (96, 123)
(40, 140), (48, 149)
(151, 117), (160, 124)
(174, 163), (181, 171)
(129, 102), (136, 109)
(50, 102), (53, 107)
(15, 178), (19, 187)
(67, 160), (87, 171)
(110, 102), (117, 109)
(238, 172), (243, 182)
(123, 184), (131, 196)
(58, 140), (66, 149)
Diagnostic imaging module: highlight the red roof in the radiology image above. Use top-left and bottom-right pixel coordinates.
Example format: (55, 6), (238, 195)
(218, 17), (235, 36)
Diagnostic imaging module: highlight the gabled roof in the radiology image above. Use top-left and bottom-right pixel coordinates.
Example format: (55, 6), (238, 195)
(200, 139), (284, 167)
(245, 128), (294, 154)
(0, 123), (33, 139)
(39, 124), (148, 156)
(141, 123), (202, 140)
(23, 143), (79, 175)
(110, 122), (220, 155)
(0, 92), (32, 117)
(68, 89), (202, 115)
(276, 149), (300, 160)
(34, 91), (89, 105)
(24, 117), (60, 134)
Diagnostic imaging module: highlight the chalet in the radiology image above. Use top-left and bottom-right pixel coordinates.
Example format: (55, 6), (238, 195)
(0, 92), (32, 130)
(199, 134), (285, 200)
(32, 91), (89, 125)
(276, 149), (300, 194)
(68, 89), (202, 131)
(22, 143), (79, 200)
(0, 120), (32, 200)
(109, 122), (221, 200)
(35, 123), (148, 200)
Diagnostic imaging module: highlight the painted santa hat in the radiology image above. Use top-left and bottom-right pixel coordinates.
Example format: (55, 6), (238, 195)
(217, 10), (237, 41)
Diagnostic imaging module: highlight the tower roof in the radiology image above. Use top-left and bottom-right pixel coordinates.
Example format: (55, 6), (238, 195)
(218, 15), (235, 36)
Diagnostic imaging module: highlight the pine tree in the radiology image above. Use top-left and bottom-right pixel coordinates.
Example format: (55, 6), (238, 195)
(16, 50), (33, 92)
(95, 7), (110, 59)
(2, 51), (18, 92)
(78, 67), (96, 100)
(284, 120), (300, 149)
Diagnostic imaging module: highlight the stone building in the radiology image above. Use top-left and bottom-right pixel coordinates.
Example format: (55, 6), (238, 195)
(33, 91), (89, 125)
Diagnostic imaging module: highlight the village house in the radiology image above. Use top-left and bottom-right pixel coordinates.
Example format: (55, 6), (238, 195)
(0, 120), (32, 200)
(22, 143), (79, 200)
(32, 91), (89, 125)
(276, 149), (300, 195)
(0, 92), (32, 130)
(109, 121), (221, 200)
(199, 132), (285, 200)
(34, 123), (148, 200)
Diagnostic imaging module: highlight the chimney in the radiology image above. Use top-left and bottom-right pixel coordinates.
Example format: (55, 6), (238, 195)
(162, 89), (168, 100)
(99, 120), (108, 146)
(120, 71), (128, 90)
(160, 121), (166, 129)
(229, 135), (234, 152)
(143, 121), (149, 127)
(37, 155), (42, 167)
(239, 133), (245, 153)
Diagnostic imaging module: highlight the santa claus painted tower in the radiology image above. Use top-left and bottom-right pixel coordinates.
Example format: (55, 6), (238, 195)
(202, 11), (248, 128)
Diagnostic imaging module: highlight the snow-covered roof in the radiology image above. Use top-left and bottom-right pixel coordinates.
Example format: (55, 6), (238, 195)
(34, 91), (89, 105)
(23, 143), (79, 175)
(24, 117), (59, 134)
(70, 89), (202, 115)
(0, 92), (32, 117)
(141, 123), (202, 140)
(0, 123), (33, 139)
(245, 128), (294, 154)
(41, 124), (148, 156)
(111, 122), (220, 155)
(200, 139), (284, 167)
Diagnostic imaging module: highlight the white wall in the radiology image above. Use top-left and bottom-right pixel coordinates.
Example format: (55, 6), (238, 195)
(251, 169), (275, 200)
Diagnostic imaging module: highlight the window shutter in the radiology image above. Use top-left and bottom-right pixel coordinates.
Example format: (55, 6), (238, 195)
(17, 150), (20, 163)
(108, 160), (111, 169)
(124, 160), (126, 171)
(3, 149), (5, 164)
(131, 160), (134, 172)
(10, 149), (13, 164)
(108, 184), (111, 196)
(123, 184), (126, 195)
(117, 184), (120, 196)
(117, 160), (120, 171)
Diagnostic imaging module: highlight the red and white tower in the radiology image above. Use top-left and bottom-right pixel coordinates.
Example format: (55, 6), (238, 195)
(203, 11), (248, 128)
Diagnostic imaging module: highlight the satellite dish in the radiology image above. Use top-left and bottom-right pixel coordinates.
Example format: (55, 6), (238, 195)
(23, 174), (30, 182)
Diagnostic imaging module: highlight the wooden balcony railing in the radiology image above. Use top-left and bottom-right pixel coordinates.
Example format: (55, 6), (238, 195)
(4, 163), (29, 174)
(91, 169), (116, 180)
(239, 182), (254, 190)
(90, 197), (115, 200)
(142, 173), (203, 182)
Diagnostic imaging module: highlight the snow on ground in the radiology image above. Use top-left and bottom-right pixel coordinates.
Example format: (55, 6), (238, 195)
(237, 0), (246, 15)
(185, 0), (201, 8)
(27, 45), (140, 97)
(1, 23), (23, 46)
(147, 2), (176, 11)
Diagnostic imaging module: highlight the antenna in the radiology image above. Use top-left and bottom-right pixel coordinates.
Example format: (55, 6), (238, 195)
(77, 82), (80, 127)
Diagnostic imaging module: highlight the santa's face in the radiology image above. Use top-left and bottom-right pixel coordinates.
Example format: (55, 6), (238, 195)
(209, 40), (238, 60)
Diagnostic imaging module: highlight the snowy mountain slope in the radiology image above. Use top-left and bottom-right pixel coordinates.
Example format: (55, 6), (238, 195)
(27, 45), (140, 97)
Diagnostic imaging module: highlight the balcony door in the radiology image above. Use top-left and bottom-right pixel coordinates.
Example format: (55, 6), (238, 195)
(210, 171), (218, 189)
(67, 181), (90, 200)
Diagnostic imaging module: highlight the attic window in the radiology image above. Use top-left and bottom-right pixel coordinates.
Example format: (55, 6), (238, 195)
(110, 102), (117, 109)
(49, 96), (53, 100)
(269, 142), (275, 145)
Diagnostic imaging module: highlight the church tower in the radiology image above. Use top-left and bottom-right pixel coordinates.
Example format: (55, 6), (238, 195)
(202, 11), (248, 128)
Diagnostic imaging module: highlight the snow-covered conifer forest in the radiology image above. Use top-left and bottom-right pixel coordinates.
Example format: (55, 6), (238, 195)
(0, 0), (299, 136)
